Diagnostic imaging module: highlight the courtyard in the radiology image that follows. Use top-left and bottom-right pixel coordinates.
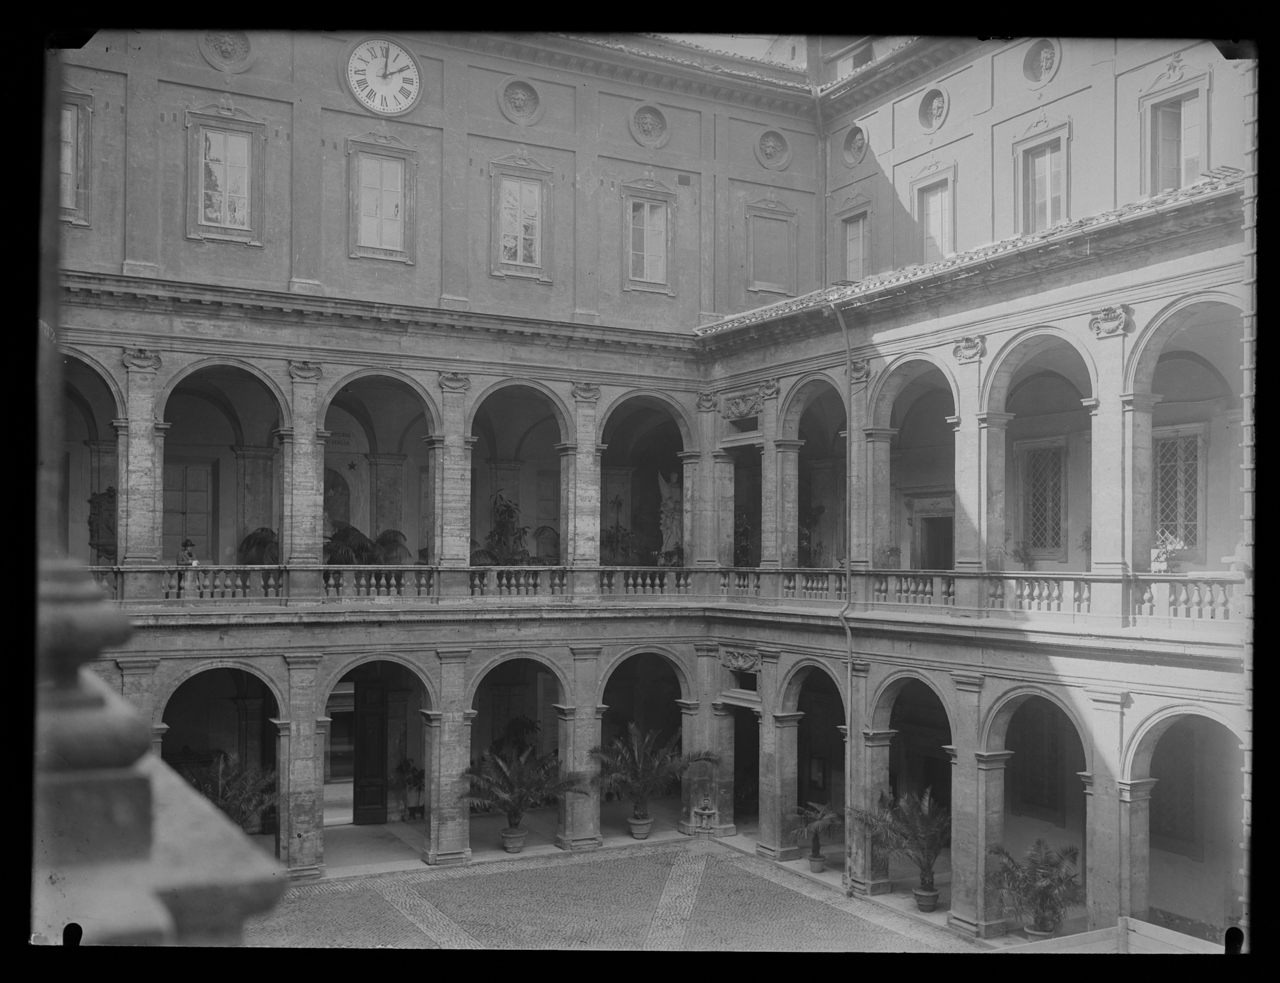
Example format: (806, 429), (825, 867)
(242, 838), (985, 951)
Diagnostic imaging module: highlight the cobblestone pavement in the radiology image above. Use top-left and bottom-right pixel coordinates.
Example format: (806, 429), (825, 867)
(243, 843), (985, 951)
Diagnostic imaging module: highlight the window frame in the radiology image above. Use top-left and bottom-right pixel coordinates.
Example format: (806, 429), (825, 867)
(184, 103), (267, 247)
(1139, 64), (1211, 197)
(346, 132), (418, 265)
(489, 151), (554, 283)
(744, 194), (799, 297)
(620, 174), (678, 297)
(842, 211), (870, 283)
(60, 88), (93, 227)
(1152, 423), (1209, 565)
(909, 161), (957, 265)
(1012, 118), (1072, 235)
(1014, 436), (1069, 562)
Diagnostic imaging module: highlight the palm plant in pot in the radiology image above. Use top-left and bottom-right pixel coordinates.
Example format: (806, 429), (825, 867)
(788, 801), (843, 872)
(852, 787), (951, 912)
(988, 839), (1080, 939)
(589, 723), (719, 840)
(459, 744), (589, 853)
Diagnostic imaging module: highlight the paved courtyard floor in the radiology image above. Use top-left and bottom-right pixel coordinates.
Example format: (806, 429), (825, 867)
(243, 839), (989, 951)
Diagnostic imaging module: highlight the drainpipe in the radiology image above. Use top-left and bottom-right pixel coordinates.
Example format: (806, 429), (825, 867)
(831, 300), (855, 894)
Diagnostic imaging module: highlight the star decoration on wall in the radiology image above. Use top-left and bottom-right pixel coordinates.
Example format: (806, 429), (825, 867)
(347, 461), (358, 471)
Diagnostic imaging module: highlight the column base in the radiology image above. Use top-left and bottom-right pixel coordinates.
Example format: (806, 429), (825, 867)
(286, 864), (324, 880)
(287, 278), (326, 296)
(555, 833), (603, 851)
(945, 910), (981, 937)
(976, 916), (1010, 939)
(425, 847), (471, 866)
(122, 260), (160, 278)
(754, 843), (802, 861)
(438, 294), (470, 311)
(572, 309), (601, 324)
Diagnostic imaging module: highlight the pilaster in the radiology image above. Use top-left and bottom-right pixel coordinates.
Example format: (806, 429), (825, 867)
(232, 445), (278, 549)
(1118, 777), (1159, 921)
(121, 33), (160, 278)
(1121, 392), (1163, 573)
(757, 710), (805, 861)
(288, 32), (326, 295)
(571, 383), (604, 566)
(115, 657), (161, 723)
(678, 449), (700, 567)
(864, 428), (896, 568)
(556, 646), (603, 850)
(944, 671), (984, 937)
(1082, 688), (1128, 928)
(284, 363), (324, 604)
(280, 653), (323, 877)
(120, 350), (162, 569)
(694, 395), (720, 567)
(437, 374), (473, 570)
(977, 412), (1015, 570)
(425, 648), (474, 864)
(713, 451), (735, 567)
(775, 438), (805, 567)
(758, 386), (781, 568)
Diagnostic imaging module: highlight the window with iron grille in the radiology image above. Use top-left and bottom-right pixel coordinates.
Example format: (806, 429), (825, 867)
(1154, 434), (1198, 549)
(1023, 445), (1065, 553)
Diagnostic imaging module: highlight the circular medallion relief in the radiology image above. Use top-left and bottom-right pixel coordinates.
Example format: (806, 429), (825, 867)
(1023, 39), (1061, 88)
(843, 125), (870, 167)
(629, 104), (670, 149)
(754, 128), (792, 171)
(918, 87), (949, 132)
(199, 30), (257, 74)
(498, 77), (545, 126)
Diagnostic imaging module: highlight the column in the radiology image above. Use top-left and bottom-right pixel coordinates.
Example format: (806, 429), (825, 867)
(284, 362), (324, 599)
(120, 350), (163, 571)
(421, 435), (445, 565)
(676, 698), (702, 834)
(110, 418), (129, 564)
(711, 702), (737, 835)
(1122, 393), (1163, 574)
(316, 716), (332, 783)
(121, 32), (159, 278)
(1082, 688), (1127, 929)
(1088, 345), (1129, 624)
(694, 394), (720, 567)
(1118, 777), (1158, 921)
(758, 711), (804, 860)
(556, 443), (578, 568)
(555, 646), (602, 851)
(572, 380), (604, 567)
(366, 452), (407, 536)
(233, 446), (277, 547)
(775, 439), (805, 567)
(424, 648), (473, 865)
(944, 671), (985, 937)
(713, 451), (735, 567)
(116, 657), (161, 723)
(855, 728), (896, 895)
(864, 428), (896, 567)
(974, 750), (1015, 936)
(437, 51), (470, 310)
(841, 661), (870, 895)
(679, 450), (700, 568)
(436, 374), (472, 575)
(287, 32), (325, 295)
(978, 412), (1015, 570)
(279, 653), (323, 877)
(759, 387), (781, 568)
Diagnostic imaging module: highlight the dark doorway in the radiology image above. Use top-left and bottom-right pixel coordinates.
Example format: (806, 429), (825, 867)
(733, 705), (760, 824)
(353, 680), (388, 825)
(919, 515), (953, 570)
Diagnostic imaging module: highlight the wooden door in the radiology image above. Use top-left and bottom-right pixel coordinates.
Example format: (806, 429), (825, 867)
(162, 464), (212, 562)
(352, 681), (388, 824)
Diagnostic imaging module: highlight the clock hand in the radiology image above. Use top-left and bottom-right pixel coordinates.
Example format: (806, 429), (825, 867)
(387, 65), (411, 76)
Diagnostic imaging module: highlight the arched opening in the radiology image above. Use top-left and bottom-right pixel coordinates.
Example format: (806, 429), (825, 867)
(468, 657), (564, 857)
(992, 337), (1094, 572)
(161, 365), (282, 569)
(796, 387), (848, 568)
(161, 667), (281, 855)
(323, 375), (433, 566)
(598, 653), (685, 840)
(600, 398), (686, 566)
(61, 355), (120, 565)
(794, 667), (847, 870)
(1136, 715), (1245, 942)
(470, 387), (566, 566)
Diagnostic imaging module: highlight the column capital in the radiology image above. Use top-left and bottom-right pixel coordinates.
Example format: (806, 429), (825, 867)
(757, 647), (781, 665)
(555, 442), (577, 457)
(711, 450), (735, 463)
(285, 653), (323, 669)
(594, 443), (609, 457)
(863, 427), (897, 442)
(975, 750), (1015, 770)
(977, 411), (1016, 429)
(111, 417), (130, 435)
(315, 715), (332, 726)
(848, 660), (871, 678)
(315, 429), (332, 445)
(269, 717), (293, 735)
(1079, 397), (1101, 416)
(950, 671), (985, 693)
(552, 704), (577, 722)
(863, 727), (897, 747)
(944, 414), (962, 432)
(153, 421), (171, 436)
(836, 724), (848, 742)
(436, 648), (471, 664)
(773, 711), (805, 727)
(1118, 778), (1159, 802)
(694, 643), (720, 659)
(942, 744), (958, 762)
(1077, 771), (1094, 794)
(570, 646), (602, 661)
(711, 701), (732, 716)
(677, 450), (701, 462)
(463, 435), (479, 449)
(773, 439), (805, 453)
(1120, 391), (1164, 413)
(272, 426), (295, 445)
(115, 657), (160, 674)
(594, 704), (609, 720)
(422, 434), (447, 450)
(674, 699), (700, 714)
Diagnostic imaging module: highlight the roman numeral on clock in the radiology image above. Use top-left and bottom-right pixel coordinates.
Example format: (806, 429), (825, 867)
(399, 86), (412, 99)
(380, 95), (388, 108)
(356, 78), (368, 89)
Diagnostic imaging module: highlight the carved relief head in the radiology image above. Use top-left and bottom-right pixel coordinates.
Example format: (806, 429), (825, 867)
(206, 30), (249, 64)
(760, 133), (785, 159)
(851, 129), (865, 155)
(505, 82), (538, 116)
(1038, 45), (1056, 78)
(635, 110), (663, 137)
(931, 95), (946, 123)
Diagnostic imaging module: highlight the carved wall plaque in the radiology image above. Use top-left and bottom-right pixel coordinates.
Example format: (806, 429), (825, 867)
(952, 336), (986, 362)
(287, 360), (322, 381)
(758, 379), (780, 400)
(850, 359), (871, 383)
(754, 128), (792, 171)
(439, 371), (471, 392)
(919, 88), (949, 132)
(572, 382), (601, 401)
(722, 650), (760, 674)
(199, 30), (256, 74)
(697, 391), (718, 412)
(843, 125), (869, 168)
(122, 348), (162, 371)
(498, 77), (545, 126)
(1023, 39), (1061, 88)
(629, 104), (670, 149)
(1089, 305), (1130, 337)
(722, 392), (764, 420)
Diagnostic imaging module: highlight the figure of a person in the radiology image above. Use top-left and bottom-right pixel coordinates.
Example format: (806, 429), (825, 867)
(176, 538), (198, 596)
(657, 471), (683, 557)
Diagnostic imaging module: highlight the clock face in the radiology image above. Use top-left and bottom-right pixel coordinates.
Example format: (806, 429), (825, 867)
(347, 39), (422, 116)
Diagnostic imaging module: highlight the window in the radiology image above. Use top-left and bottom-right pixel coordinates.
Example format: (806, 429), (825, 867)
(919, 181), (950, 264)
(489, 151), (554, 282)
(1153, 425), (1207, 560)
(185, 103), (266, 246)
(621, 175), (678, 295)
(1016, 438), (1068, 561)
(60, 89), (93, 226)
(630, 200), (667, 283)
(745, 194), (798, 296)
(1138, 60), (1210, 197)
(844, 213), (868, 281)
(347, 132), (417, 264)
(1023, 139), (1063, 233)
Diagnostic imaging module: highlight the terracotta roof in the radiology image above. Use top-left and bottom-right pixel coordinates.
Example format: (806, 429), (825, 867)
(815, 35), (922, 93)
(694, 175), (1244, 338)
(549, 33), (812, 90)
(639, 33), (806, 71)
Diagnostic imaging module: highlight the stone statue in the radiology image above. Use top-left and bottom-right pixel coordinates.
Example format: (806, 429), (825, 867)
(657, 471), (683, 555)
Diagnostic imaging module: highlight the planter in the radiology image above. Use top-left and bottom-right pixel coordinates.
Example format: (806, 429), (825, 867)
(1024, 926), (1055, 941)
(627, 816), (654, 840)
(912, 887), (941, 913)
(500, 827), (528, 853)
(808, 856), (826, 873)
(407, 805), (425, 821)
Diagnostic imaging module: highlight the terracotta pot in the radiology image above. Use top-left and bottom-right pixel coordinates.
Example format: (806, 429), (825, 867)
(912, 887), (941, 912)
(628, 816), (654, 840)
(500, 827), (528, 853)
(1024, 926), (1055, 941)
(808, 856), (826, 873)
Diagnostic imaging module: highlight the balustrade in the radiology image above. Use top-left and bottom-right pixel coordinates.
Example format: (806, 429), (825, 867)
(322, 566), (433, 599)
(1131, 574), (1241, 624)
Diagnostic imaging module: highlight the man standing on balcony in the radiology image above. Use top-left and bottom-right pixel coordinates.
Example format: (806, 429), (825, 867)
(176, 538), (198, 597)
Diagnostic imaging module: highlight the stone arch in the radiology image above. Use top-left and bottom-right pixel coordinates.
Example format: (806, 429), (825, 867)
(466, 379), (575, 446)
(1126, 291), (1245, 396)
(982, 326), (1099, 415)
(63, 384), (99, 442)
(153, 659), (287, 730)
(465, 649), (573, 709)
(867, 352), (960, 430)
(778, 372), (847, 441)
(597, 389), (696, 452)
(981, 683), (1094, 774)
(60, 347), (127, 420)
(155, 355), (292, 430)
(317, 653), (438, 713)
(318, 367), (441, 436)
(869, 669), (955, 731)
(778, 657), (848, 714)
(597, 644), (694, 706)
(1124, 703), (1247, 782)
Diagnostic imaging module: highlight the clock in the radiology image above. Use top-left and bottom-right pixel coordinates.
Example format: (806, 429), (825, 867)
(345, 38), (422, 116)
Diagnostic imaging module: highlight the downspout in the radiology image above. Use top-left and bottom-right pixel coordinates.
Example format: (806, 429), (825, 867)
(831, 300), (855, 895)
(812, 84), (828, 290)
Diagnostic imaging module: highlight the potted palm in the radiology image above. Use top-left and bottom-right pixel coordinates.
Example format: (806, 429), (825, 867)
(853, 787), (951, 912)
(394, 758), (426, 821)
(180, 753), (279, 834)
(460, 744), (589, 853)
(789, 801), (843, 872)
(988, 839), (1081, 939)
(589, 723), (719, 839)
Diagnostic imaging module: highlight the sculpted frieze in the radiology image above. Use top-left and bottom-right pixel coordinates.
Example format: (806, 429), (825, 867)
(122, 348), (162, 371)
(721, 650), (760, 674)
(952, 336), (986, 362)
(572, 382), (602, 401)
(1089, 305), (1130, 338)
(287, 360), (322, 381)
(439, 371), (471, 392)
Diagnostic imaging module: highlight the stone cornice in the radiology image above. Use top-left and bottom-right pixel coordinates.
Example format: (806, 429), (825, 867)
(817, 38), (987, 123)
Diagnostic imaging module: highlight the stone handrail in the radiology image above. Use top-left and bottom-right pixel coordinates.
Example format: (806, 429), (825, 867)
(322, 566), (434, 599)
(1130, 573), (1245, 624)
